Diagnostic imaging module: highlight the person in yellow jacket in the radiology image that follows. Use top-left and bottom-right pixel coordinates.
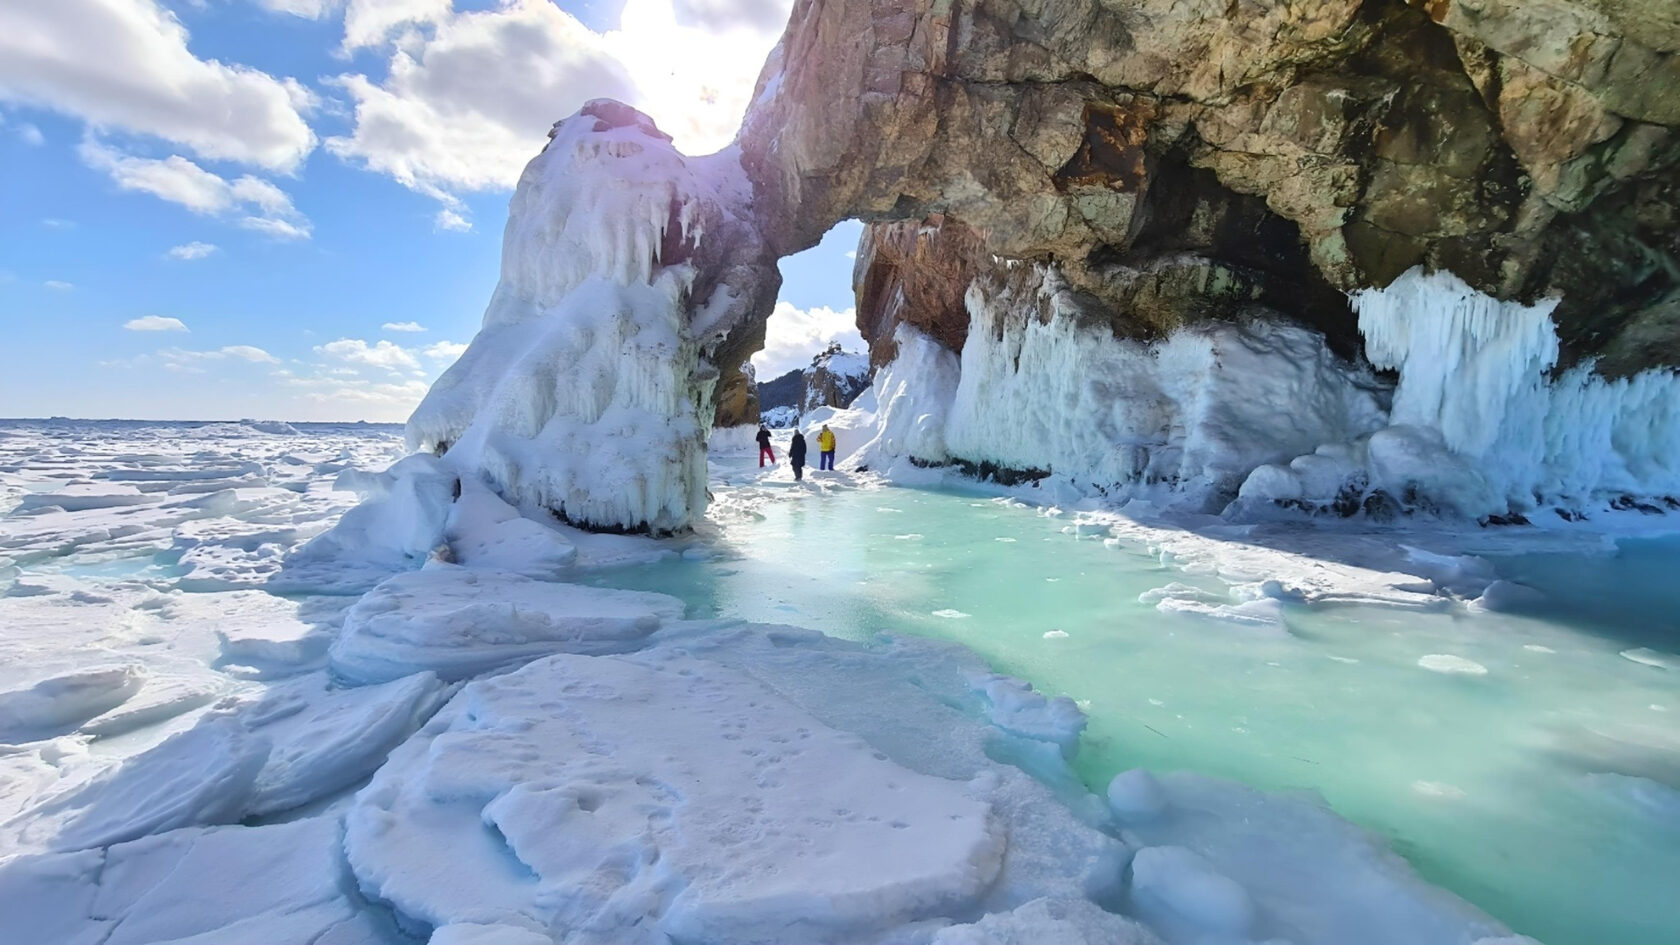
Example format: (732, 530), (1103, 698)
(817, 424), (837, 470)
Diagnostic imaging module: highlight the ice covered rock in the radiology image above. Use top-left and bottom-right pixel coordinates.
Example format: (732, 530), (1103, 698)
(938, 265), (1388, 506)
(346, 649), (1006, 942)
(1243, 268), (1680, 518)
(848, 324), (962, 470)
(931, 897), (1164, 944)
(329, 567), (683, 685)
(405, 101), (778, 534)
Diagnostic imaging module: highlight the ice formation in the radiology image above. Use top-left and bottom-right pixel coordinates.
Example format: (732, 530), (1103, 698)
(1240, 268), (1680, 517)
(2, 419), (1654, 944)
(405, 101), (777, 534)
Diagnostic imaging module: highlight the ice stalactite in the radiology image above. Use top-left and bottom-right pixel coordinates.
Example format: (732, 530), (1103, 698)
(934, 264), (1388, 507)
(405, 101), (776, 534)
(1241, 268), (1680, 518)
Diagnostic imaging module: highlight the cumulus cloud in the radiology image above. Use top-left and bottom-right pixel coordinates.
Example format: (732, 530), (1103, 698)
(166, 241), (218, 260)
(434, 208), (471, 232)
(422, 340), (466, 361)
(326, 0), (636, 200)
(0, 0), (315, 171)
(750, 302), (865, 379)
(125, 315), (188, 331)
(316, 337), (422, 372)
(324, 0), (788, 207)
(80, 140), (312, 239)
(382, 321), (426, 332)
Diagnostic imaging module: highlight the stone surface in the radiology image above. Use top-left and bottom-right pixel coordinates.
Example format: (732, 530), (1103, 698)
(735, 0), (1679, 373)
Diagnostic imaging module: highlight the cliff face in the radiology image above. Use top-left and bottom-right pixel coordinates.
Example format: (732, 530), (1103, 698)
(739, 0), (1680, 374)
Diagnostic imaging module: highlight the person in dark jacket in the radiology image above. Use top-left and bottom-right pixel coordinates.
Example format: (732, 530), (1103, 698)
(789, 429), (808, 481)
(756, 423), (775, 467)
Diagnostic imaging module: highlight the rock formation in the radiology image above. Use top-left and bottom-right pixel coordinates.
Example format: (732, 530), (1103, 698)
(418, 1), (1680, 531)
(742, 0), (1678, 373)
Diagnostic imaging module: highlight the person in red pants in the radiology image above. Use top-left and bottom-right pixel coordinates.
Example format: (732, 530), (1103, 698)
(756, 423), (775, 467)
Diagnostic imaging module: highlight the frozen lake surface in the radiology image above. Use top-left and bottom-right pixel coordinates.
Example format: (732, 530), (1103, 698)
(1, 420), (1676, 945)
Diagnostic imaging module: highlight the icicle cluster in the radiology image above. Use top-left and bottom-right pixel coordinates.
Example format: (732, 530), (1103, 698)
(1240, 267), (1680, 516)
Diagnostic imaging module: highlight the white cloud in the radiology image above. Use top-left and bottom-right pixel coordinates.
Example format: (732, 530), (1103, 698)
(326, 0), (637, 199)
(160, 344), (279, 365)
(750, 302), (865, 379)
(42, 218), (74, 229)
(125, 315), (188, 331)
(324, 0), (789, 207)
(434, 208), (471, 232)
(0, 0), (315, 171)
(422, 340), (466, 361)
(80, 140), (312, 239)
(16, 122), (44, 146)
(166, 241), (218, 260)
(44, 280), (74, 290)
(845, 249), (857, 260)
(316, 337), (421, 372)
(342, 0), (451, 51)
(383, 321), (426, 332)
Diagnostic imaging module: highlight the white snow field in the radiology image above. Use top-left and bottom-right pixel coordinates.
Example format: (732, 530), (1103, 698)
(3, 417), (1676, 945)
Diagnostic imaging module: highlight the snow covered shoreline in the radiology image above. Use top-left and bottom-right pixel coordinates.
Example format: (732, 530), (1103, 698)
(0, 418), (1593, 945)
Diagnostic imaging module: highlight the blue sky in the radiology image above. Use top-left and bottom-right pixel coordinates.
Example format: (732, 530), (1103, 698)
(0, 0), (862, 421)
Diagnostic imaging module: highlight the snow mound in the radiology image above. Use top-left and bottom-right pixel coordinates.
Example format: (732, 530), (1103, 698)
(329, 567), (683, 685)
(847, 324), (963, 471)
(346, 649), (1006, 942)
(404, 101), (777, 533)
(932, 897), (1164, 944)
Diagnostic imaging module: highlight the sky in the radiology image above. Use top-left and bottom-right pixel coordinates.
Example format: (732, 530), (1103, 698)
(0, 0), (864, 422)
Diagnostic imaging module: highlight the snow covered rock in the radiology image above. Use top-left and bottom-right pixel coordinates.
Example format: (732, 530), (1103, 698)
(329, 567), (684, 685)
(345, 649), (1006, 943)
(405, 101), (779, 534)
(802, 342), (872, 412)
